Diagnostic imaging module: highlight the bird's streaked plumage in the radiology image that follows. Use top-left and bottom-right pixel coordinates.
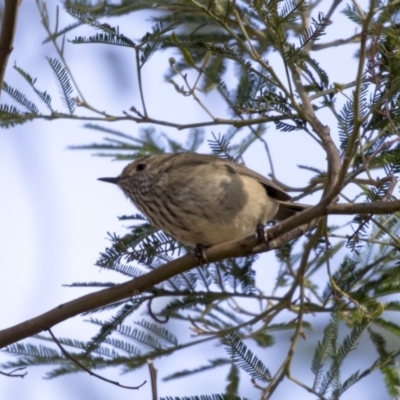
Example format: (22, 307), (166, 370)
(99, 153), (307, 246)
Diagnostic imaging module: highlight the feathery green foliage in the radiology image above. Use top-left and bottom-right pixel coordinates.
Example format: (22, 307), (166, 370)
(2, 1), (400, 399)
(222, 332), (271, 383)
(47, 58), (75, 114)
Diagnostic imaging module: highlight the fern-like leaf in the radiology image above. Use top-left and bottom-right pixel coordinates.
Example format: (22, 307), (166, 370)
(222, 332), (271, 383)
(311, 315), (338, 390)
(369, 329), (400, 398)
(299, 12), (328, 50)
(13, 64), (53, 111)
(47, 58), (75, 114)
(163, 358), (230, 381)
(2, 82), (39, 114)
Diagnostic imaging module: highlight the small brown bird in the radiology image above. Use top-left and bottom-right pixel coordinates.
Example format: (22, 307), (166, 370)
(99, 153), (307, 247)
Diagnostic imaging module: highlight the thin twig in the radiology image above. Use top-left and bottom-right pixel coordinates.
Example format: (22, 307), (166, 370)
(312, 33), (361, 51)
(48, 328), (146, 390)
(135, 48), (148, 117)
(36, 1), (86, 102)
(0, 367), (27, 378)
(147, 298), (169, 323)
(265, 221), (323, 397)
(147, 359), (158, 400)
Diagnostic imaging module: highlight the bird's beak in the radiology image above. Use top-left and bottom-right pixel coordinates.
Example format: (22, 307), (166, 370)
(98, 177), (121, 184)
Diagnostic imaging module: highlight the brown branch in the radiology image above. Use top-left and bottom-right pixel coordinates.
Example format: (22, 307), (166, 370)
(0, 237), (265, 348)
(346, 174), (397, 243)
(147, 298), (169, 324)
(147, 359), (158, 400)
(308, 81), (357, 101)
(0, 197), (398, 349)
(0, 219), (313, 349)
(0, 367), (27, 378)
(48, 329), (146, 390)
(256, 198), (400, 265)
(0, 0), (20, 100)
(326, 201), (400, 215)
(330, 4), (375, 200)
(345, 139), (400, 185)
(6, 108), (294, 130)
(324, 0), (343, 21)
(311, 34), (361, 51)
(289, 49), (342, 204)
(0, 252), (197, 348)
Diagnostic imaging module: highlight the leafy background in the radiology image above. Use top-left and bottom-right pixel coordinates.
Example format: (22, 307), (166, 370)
(0, 1), (396, 399)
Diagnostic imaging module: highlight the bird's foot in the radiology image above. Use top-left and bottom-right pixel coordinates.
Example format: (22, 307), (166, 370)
(194, 243), (208, 264)
(255, 223), (268, 244)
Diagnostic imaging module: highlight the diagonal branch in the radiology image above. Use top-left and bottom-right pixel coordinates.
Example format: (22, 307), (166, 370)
(0, 220), (314, 349)
(0, 0), (20, 102)
(0, 198), (399, 349)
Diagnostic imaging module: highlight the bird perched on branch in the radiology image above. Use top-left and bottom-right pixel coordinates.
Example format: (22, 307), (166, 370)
(99, 152), (308, 247)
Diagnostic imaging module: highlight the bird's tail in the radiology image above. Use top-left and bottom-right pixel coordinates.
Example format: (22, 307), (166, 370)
(275, 202), (310, 221)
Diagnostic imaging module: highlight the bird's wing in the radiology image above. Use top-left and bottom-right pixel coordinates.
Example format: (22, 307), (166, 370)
(223, 160), (291, 201)
(177, 153), (310, 220)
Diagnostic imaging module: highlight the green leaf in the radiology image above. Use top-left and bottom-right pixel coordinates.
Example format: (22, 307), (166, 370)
(373, 318), (400, 338)
(163, 358), (230, 381)
(47, 58), (75, 114)
(222, 332), (271, 383)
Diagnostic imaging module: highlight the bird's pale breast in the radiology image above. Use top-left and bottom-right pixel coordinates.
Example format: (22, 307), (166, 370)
(150, 163), (278, 246)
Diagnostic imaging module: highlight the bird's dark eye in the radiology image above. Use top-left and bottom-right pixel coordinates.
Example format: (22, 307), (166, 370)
(136, 163), (147, 171)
